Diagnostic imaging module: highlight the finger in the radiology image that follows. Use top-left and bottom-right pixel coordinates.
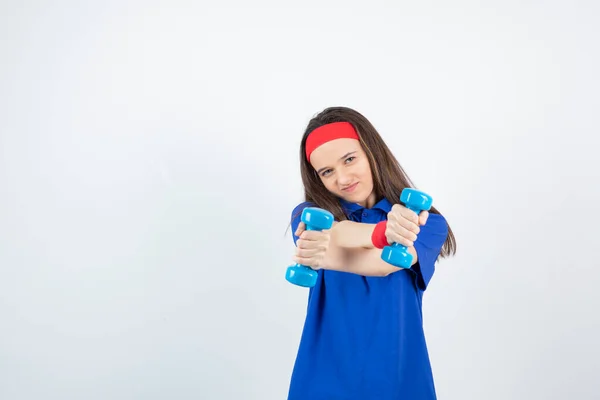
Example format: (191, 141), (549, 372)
(293, 256), (311, 266)
(295, 247), (322, 258)
(390, 204), (419, 225)
(294, 246), (326, 257)
(404, 211), (420, 225)
(397, 205), (419, 224)
(296, 238), (310, 249)
(391, 227), (415, 247)
(398, 215), (420, 235)
(385, 229), (410, 247)
(292, 256), (320, 269)
(419, 211), (429, 226)
(296, 237), (329, 250)
(388, 205), (401, 223)
(300, 230), (330, 241)
(389, 204), (406, 222)
(387, 221), (417, 243)
(295, 222), (306, 236)
(387, 232), (414, 247)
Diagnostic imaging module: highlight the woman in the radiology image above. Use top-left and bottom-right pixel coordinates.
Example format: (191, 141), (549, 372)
(287, 106), (457, 399)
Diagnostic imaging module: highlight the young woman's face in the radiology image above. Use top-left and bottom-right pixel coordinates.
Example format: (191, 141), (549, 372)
(309, 138), (376, 208)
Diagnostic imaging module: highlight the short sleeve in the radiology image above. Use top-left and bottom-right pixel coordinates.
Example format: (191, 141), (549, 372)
(290, 202), (315, 246)
(411, 213), (449, 291)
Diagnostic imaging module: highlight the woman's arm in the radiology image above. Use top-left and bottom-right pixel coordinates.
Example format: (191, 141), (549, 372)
(329, 220), (377, 249)
(336, 214), (449, 285)
(326, 242), (418, 277)
(291, 202), (425, 277)
(312, 218), (419, 276)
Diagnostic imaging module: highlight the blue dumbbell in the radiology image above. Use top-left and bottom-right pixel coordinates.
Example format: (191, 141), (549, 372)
(381, 188), (433, 269)
(286, 207), (334, 287)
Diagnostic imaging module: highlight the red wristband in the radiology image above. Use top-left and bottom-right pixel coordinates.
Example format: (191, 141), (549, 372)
(371, 221), (390, 249)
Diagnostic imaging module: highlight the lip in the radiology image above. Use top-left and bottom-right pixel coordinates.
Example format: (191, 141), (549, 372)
(342, 182), (359, 193)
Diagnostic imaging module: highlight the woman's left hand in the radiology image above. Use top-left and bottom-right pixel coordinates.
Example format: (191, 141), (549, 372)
(385, 205), (429, 247)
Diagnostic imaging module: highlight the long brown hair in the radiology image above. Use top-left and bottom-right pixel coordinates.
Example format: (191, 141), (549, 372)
(296, 106), (456, 258)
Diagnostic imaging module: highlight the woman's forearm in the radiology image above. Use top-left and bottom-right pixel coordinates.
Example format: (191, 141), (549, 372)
(322, 227), (420, 276)
(329, 220), (377, 249)
(323, 220), (418, 276)
(341, 246), (419, 277)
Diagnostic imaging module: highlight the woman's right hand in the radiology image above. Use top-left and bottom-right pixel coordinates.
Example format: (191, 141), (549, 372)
(293, 222), (332, 269)
(385, 204), (429, 247)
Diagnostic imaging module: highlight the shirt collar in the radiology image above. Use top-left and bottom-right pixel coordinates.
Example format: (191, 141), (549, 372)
(339, 196), (393, 214)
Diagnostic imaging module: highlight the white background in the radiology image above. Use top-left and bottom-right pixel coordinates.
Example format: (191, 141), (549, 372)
(1, 1), (599, 399)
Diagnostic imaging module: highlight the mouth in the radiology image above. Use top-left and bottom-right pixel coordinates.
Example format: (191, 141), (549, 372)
(342, 182), (359, 193)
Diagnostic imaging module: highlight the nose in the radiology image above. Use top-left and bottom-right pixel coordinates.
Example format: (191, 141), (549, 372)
(337, 171), (353, 186)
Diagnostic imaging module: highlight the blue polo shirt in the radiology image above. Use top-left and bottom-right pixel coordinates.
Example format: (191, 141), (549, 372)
(287, 196), (449, 400)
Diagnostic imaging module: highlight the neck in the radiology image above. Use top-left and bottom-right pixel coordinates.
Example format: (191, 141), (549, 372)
(358, 192), (378, 208)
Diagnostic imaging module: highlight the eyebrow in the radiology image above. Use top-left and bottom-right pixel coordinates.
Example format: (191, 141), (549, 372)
(316, 151), (357, 175)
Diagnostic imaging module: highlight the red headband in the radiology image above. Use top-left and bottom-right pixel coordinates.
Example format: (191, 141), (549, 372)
(305, 122), (359, 161)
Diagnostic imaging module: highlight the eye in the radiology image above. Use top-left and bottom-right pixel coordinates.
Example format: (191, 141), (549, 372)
(321, 169), (332, 177)
(345, 156), (356, 163)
